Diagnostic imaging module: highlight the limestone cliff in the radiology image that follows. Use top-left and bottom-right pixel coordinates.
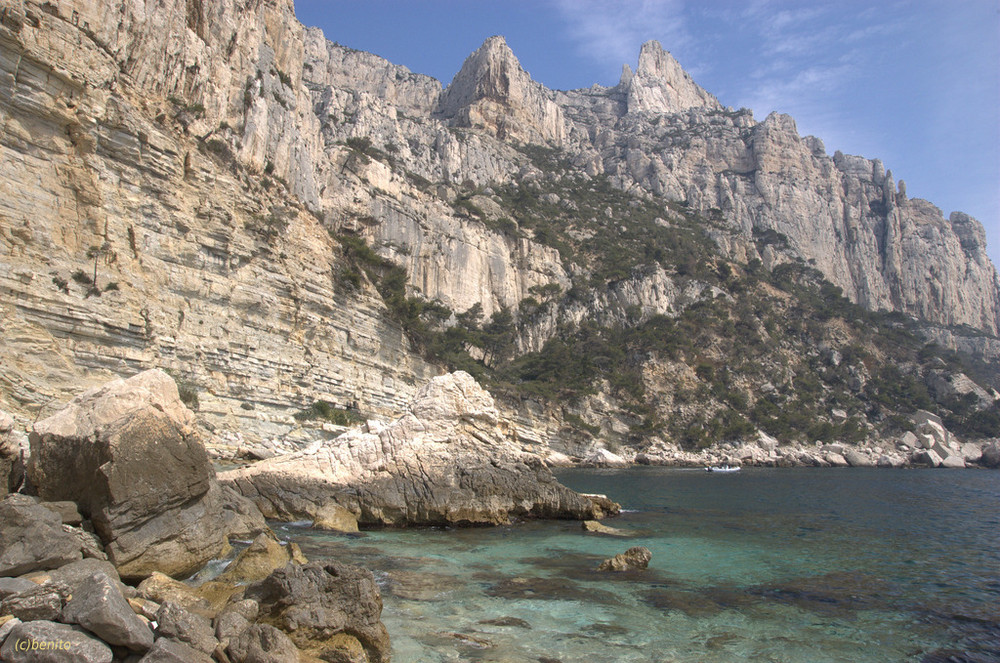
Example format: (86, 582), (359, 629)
(0, 0), (997, 453)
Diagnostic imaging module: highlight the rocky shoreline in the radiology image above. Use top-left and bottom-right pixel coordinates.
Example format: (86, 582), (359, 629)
(0, 370), (620, 661)
(1, 369), (996, 661)
(0, 370), (398, 662)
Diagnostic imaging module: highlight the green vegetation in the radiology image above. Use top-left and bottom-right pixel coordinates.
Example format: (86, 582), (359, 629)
(327, 140), (998, 449)
(167, 96), (205, 116)
(164, 370), (200, 411)
(489, 165), (718, 283)
(71, 270), (93, 286)
(245, 208), (292, 242)
(294, 400), (363, 426)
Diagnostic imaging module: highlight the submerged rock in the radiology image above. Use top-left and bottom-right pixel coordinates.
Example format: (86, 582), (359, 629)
(312, 502), (360, 533)
(224, 372), (614, 526)
(582, 520), (629, 536)
(597, 547), (652, 572)
(478, 616), (532, 629)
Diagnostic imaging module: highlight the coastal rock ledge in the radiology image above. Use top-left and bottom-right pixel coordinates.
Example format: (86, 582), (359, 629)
(223, 371), (618, 526)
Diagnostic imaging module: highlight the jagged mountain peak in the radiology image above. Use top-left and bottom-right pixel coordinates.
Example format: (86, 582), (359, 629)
(437, 35), (565, 144)
(439, 35), (524, 109)
(623, 40), (720, 114)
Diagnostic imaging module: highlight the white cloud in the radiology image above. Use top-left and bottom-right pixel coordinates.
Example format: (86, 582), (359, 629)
(720, 3), (905, 156)
(550, 0), (691, 67)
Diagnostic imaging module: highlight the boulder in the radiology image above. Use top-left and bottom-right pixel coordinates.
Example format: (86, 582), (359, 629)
(223, 372), (613, 526)
(24, 558), (122, 596)
(980, 442), (1000, 468)
(62, 572), (153, 652)
(228, 624), (300, 663)
(583, 448), (629, 468)
(129, 597), (161, 621)
(597, 546), (652, 572)
(136, 573), (212, 617)
(137, 637), (213, 663)
(0, 583), (66, 621)
(62, 525), (108, 561)
(825, 453), (849, 468)
(543, 451), (575, 467)
(40, 501), (83, 526)
(940, 455), (966, 469)
(0, 577), (37, 599)
(914, 449), (943, 468)
(960, 442), (983, 462)
(214, 611), (251, 648)
(312, 502), (360, 533)
(154, 602), (217, 654)
(214, 484), (268, 540)
(218, 533), (307, 585)
(220, 598), (259, 624)
(245, 562), (390, 663)
(28, 370), (231, 580)
(843, 449), (875, 468)
(0, 616), (22, 644)
(0, 620), (112, 662)
(0, 494), (82, 576)
(877, 454), (905, 468)
(912, 410), (952, 449)
(898, 431), (919, 449)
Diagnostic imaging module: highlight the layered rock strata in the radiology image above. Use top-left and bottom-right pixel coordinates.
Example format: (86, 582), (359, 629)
(223, 371), (617, 525)
(0, 0), (996, 454)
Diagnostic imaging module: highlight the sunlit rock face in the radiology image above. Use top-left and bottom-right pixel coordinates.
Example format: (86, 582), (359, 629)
(0, 0), (997, 449)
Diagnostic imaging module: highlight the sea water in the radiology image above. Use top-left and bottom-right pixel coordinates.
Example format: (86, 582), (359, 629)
(282, 468), (1000, 662)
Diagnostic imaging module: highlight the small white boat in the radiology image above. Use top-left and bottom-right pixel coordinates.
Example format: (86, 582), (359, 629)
(705, 465), (741, 473)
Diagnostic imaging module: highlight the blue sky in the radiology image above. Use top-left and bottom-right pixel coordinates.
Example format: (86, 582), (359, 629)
(293, 1), (1000, 268)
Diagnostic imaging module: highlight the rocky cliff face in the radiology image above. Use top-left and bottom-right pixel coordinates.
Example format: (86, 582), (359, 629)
(0, 0), (997, 450)
(0, 0), (438, 433)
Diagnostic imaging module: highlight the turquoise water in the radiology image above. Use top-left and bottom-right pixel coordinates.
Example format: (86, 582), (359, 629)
(282, 468), (1000, 662)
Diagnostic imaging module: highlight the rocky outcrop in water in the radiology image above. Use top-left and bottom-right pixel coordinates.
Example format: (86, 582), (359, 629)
(223, 371), (616, 525)
(597, 546), (652, 572)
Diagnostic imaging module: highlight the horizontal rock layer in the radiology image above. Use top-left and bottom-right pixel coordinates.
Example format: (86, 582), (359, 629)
(222, 371), (611, 525)
(0, 0), (996, 449)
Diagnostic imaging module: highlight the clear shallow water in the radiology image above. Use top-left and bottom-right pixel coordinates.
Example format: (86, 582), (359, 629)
(281, 468), (1000, 662)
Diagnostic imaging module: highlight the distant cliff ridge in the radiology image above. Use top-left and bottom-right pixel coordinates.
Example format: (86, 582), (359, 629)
(1, 0), (997, 449)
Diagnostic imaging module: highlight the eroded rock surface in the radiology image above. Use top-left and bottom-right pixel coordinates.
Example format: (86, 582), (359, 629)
(223, 372), (612, 525)
(27, 370), (240, 580)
